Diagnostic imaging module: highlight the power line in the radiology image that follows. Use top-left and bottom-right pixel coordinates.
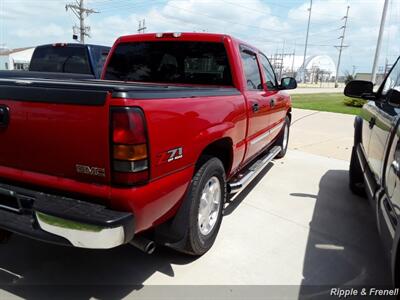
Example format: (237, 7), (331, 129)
(334, 5), (350, 88)
(66, 0), (99, 44)
(90, 0), (343, 41)
(92, 0), (163, 14)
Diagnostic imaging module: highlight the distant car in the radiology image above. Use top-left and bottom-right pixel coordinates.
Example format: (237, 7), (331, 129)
(29, 43), (110, 78)
(345, 56), (400, 287)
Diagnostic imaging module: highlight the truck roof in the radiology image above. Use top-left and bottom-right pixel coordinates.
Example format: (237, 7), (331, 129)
(35, 43), (110, 49)
(116, 32), (260, 54)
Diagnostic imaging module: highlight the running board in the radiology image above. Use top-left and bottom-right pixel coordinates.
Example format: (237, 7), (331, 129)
(228, 146), (281, 199)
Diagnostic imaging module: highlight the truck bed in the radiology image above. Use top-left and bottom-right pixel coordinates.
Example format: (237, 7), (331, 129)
(0, 75), (240, 187)
(0, 76), (240, 103)
(0, 70), (95, 80)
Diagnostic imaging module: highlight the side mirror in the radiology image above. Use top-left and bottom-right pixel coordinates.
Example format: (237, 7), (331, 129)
(280, 77), (297, 90)
(387, 89), (400, 106)
(344, 80), (375, 99)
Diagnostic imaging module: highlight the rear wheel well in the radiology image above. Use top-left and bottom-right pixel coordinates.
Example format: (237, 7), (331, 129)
(197, 138), (233, 174)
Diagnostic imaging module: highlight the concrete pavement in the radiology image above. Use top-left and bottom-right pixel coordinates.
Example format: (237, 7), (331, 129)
(288, 87), (344, 94)
(0, 109), (391, 299)
(290, 108), (354, 161)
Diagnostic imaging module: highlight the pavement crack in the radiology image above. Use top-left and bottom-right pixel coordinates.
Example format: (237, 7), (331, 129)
(242, 202), (310, 230)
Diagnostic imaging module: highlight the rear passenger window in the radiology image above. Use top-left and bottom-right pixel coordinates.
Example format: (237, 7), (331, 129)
(240, 50), (262, 90)
(260, 54), (278, 90)
(29, 46), (91, 74)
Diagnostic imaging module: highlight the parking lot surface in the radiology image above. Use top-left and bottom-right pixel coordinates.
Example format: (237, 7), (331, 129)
(0, 109), (391, 299)
(287, 87), (344, 94)
(290, 108), (354, 161)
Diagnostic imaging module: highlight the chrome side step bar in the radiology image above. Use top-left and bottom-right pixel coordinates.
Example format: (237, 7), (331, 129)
(228, 146), (281, 200)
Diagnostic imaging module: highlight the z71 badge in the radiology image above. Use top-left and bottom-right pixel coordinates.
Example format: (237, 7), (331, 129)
(157, 147), (183, 165)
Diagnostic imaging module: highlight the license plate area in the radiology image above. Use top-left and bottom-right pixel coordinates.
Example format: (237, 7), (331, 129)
(0, 187), (34, 213)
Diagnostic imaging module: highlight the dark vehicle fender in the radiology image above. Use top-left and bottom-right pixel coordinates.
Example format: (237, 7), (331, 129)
(392, 227), (400, 286)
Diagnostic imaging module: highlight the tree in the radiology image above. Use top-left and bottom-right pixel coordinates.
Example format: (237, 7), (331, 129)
(344, 70), (354, 85)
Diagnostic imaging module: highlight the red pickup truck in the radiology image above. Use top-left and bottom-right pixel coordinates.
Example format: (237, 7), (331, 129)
(0, 33), (296, 255)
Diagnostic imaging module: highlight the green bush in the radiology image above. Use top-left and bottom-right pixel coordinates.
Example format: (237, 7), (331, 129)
(343, 97), (367, 107)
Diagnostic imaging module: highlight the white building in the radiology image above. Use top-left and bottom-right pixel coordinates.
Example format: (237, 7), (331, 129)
(0, 47), (35, 71)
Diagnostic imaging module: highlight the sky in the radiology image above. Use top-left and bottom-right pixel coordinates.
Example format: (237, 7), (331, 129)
(0, 0), (399, 75)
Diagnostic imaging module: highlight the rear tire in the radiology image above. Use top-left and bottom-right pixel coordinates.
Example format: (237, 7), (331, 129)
(177, 157), (226, 256)
(275, 116), (290, 158)
(349, 146), (366, 197)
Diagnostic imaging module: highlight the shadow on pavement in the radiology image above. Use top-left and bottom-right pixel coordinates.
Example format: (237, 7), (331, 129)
(0, 168), (392, 299)
(0, 235), (197, 299)
(297, 170), (392, 299)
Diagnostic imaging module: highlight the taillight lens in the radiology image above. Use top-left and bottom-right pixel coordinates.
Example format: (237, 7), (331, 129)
(112, 110), (146, 144)
(111, 108), (149, 185)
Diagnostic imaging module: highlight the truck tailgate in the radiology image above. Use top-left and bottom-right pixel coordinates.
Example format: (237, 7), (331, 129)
(0, 79), (111, 185)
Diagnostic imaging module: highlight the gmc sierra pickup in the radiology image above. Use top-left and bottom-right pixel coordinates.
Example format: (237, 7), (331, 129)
(0, 33), (296, 255)
(346, 56), (400, 286)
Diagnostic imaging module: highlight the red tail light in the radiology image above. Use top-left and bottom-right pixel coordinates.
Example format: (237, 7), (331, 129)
(111, 107), (149, 185)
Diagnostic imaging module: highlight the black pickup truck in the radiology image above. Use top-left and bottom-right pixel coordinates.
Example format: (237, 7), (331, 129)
(0, 43), (110, 81)
(346, 56), (400, 287)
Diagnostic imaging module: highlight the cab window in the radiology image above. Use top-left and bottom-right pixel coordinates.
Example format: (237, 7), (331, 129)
(260, 54), (278, 90)
(240, 50), (263, 90)
(104, 41), (232, 86)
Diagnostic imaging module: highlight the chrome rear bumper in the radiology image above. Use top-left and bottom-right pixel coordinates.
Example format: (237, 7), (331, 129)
(0, 182), (135, 249)
(36, 211), (127, 249)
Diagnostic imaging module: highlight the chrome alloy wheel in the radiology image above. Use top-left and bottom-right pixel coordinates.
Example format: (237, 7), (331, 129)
(282, 123), (289, 151)
(198, 176), (222, 236)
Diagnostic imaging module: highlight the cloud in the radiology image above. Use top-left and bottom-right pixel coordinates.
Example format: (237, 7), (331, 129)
(15, 24), (66, 39)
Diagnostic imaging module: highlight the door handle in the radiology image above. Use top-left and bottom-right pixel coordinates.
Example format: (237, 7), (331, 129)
(0, 106), (9, 127)
(252, 103), (259, 113)
(270, 98), (276, 108)
(369, 117), (376, 129)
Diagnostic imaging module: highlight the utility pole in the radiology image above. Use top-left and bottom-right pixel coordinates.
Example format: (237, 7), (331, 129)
(352, 65), (356, 76)
(301, 0), (312, 83)
(66, 0), (99, 44)
(138, 19), (147, 34)
(334, 5), (350, 88)
(371, 0), (389, 84)
(269, 46), (296, 81)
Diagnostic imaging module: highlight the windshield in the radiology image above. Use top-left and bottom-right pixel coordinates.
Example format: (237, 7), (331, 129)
(104, 41), (232, 86)
(29, 46), (92, 74)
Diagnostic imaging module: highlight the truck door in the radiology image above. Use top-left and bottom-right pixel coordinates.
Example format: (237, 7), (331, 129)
(239, 48), (272, 161)
(360, 101), (375, 161)
(368, 58), (400, 182)
(258, 53), (285, 141)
